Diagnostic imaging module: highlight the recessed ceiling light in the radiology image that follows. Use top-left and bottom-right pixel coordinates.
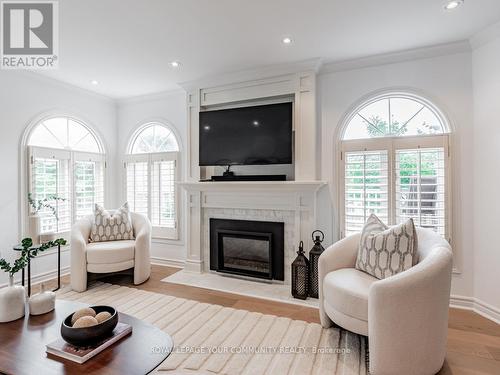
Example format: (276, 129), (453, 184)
(90, 80), (99, 85)
(444, 0), (463, 11)
(282, 37), (292, 45)
(170, 61), (181, 68)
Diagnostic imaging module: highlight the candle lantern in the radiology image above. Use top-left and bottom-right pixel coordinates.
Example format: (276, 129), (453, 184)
(291, 241), (309, 300)
(308, 230), (325, 298)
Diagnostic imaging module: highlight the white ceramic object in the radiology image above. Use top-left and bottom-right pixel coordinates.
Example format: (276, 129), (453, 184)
(0, 276), (26, 323)
(40, 232), (56, 243)
(28, 213), (41, 245)
(29, 283), (56, 315)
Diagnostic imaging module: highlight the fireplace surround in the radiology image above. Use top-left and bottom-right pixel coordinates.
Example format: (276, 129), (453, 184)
(209, 218), (284, 281)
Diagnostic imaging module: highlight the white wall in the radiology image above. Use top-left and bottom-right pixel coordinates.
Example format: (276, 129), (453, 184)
(0, 71), (118, 287)
(116, 90), (188, 266)
(472, 32), (500, 311)
(318, 52), (475, 298)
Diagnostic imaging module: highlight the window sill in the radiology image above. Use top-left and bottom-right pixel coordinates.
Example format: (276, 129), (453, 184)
(152, 237), (184, 246)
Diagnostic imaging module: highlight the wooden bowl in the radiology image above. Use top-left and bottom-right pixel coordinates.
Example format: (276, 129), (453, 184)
(61, 305), (118, 347)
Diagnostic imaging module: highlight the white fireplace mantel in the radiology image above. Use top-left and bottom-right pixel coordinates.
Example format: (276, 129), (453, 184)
(179, 181), (327, 277)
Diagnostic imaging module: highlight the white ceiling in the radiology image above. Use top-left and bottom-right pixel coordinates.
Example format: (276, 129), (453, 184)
(38, 0), (500, 99)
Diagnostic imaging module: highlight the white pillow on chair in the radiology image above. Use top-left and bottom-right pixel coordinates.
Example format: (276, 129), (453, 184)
(355, 214), (418, 279)
(90, 202), (135, 242)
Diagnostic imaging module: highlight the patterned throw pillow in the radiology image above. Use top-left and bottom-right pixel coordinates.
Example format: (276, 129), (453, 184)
(355, 214), (418, 279)
(90, 202), (134, 242)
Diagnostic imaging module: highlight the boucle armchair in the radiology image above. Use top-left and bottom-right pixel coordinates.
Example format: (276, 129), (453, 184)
(319, 228), (453, 375)
(70, 212), (152, 292)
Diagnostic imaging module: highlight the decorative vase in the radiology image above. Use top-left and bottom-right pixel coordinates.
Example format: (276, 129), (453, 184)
(28, 213), (41, 245)
(29, 283), (56, 315)
(0, 276), (26, 323)
(40, 231), (56, 243)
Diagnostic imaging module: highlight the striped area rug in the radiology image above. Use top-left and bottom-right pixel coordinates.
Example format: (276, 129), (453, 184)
(57, 282), (367, 375)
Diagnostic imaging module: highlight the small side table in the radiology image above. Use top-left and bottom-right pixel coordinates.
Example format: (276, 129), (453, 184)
(13, 242), (61, 296)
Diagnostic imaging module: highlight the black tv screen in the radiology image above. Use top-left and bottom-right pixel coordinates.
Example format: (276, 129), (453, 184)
(199, 102), (293, 166)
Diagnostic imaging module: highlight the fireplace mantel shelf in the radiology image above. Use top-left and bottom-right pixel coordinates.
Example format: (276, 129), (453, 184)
(178, 180), (327, 193)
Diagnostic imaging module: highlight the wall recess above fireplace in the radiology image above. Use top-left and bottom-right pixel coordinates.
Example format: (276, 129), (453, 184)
(209, 218), (284, 281)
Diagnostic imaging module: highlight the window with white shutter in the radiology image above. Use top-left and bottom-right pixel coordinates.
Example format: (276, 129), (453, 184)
(344, 150), (389, 236)
(26, 117), (105, 237)
(340, 93), (451, 240)
(74, 153), (105, 221)
(126, 159), (149, 218)
(126, 123), (180, 240)
(395, 147), (446, 236)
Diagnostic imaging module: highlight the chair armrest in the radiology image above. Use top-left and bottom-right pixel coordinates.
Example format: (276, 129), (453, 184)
(131, 213), (152, 284)
(70, 218), (91, 292)
(368, 246), (453, 375)
(318, 233), (360, 327)
(318, 233), (360, 278)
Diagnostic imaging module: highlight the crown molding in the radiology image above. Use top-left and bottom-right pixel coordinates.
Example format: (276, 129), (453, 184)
(116, 88), (186, 106)
(178, 57), (323, 92)
(319, 40), (471, 75)
(470, 20), (500, 50)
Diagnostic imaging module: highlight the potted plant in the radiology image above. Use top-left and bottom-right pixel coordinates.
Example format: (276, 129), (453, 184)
(27, 193), (66, 245)
(0, 237), (66, 322)
(0, 247), (28, 322)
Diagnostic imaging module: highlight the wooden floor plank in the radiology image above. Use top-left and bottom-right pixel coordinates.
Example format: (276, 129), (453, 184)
(39, 264), (500, 374)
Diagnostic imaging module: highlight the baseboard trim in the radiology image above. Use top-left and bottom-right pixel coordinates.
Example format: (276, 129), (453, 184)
(450, 295), (500, 325)
(151, 256), (185, 269)
(0, 266), (70, 289)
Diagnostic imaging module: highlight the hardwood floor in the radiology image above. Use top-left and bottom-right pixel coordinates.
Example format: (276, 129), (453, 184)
(41, 265), (500, 374)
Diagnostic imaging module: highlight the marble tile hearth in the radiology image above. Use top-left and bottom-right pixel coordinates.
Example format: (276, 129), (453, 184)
(161, 270), (319, 308)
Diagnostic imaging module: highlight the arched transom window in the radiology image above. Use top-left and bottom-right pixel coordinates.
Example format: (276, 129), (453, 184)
(130, 123), (179, 154)
(26, 116), (105, 234)
(340, 93), (450, 239)
(126, 123), (180, 239)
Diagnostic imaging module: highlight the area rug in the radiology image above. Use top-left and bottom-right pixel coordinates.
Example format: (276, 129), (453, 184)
(57, 282), (368, 374)
(162, 270), (319, 308)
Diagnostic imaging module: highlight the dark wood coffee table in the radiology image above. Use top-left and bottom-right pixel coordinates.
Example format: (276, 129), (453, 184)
(0, 299), (173, 375)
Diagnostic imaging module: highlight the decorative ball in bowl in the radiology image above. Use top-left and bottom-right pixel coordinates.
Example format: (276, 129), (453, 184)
(61, 305), (118, 347)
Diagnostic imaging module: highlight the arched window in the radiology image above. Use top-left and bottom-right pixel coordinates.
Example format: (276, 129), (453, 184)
(125, 122), (180, 239)
(26, 116), (105, 234)
(340, 93), (450, 239)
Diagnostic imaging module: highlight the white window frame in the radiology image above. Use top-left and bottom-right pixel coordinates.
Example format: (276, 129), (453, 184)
(124, 151), (180, 240)
(28, 147), (106, 238)
(22, 114), (106, 240)
(340, 133), (451, 242)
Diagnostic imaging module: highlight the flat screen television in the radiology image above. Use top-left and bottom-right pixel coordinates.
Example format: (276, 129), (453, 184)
(199, 102), (293, 166)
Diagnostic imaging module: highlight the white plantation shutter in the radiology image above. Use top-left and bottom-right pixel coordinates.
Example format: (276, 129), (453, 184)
(29, 147), (71, 234)
(341, 135), (449, 240)
(125, 152), (179, 239)
(344, 150), (389, 236)
(395, 147), (446, 236)
(74, 152), (105, 221)
(126, 157), (149, 218)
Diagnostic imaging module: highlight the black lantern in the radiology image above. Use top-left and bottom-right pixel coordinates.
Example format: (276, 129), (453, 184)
(291, 241), (309, 300)
(308, 230), (325, 298)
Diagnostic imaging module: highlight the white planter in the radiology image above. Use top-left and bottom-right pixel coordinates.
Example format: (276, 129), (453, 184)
(0, 276), (26, 323)
(28, 214), (41, 245)
(29, 283), (56, 315)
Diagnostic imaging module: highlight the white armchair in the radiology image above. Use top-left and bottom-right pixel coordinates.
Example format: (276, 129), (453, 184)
(319, 228), (453, 375)
(70, 212), (152, 292)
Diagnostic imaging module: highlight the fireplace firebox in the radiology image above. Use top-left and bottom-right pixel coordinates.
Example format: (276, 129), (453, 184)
(209, 218), (284, 281)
